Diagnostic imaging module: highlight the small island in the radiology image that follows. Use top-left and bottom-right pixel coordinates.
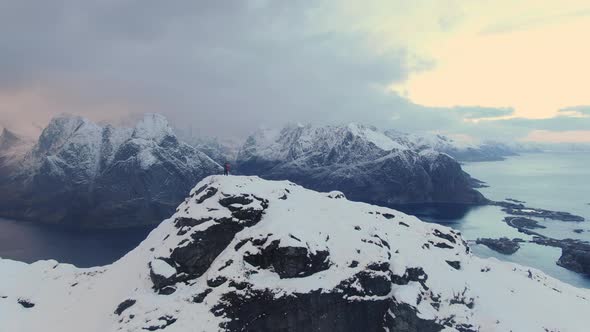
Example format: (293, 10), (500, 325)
(476, 237), (521, 255)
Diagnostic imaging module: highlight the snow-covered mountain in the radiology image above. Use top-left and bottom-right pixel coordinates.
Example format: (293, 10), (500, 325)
(0, 114), (222, 228)
(236, 124), (486, 206)
(383, 130), (526, 162)
(1, 176), (588, 332)
(0, 128), (33, 179)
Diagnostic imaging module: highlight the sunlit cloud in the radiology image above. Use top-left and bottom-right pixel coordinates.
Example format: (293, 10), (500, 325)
(523, 130), (590, 143)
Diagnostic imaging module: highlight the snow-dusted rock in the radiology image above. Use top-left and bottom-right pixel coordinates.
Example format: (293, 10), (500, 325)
(384, 130), (523, 162)
(1, 176), (588, 332)
(236, 124), (485, 206)
(0, 114), (222, 228)
(0, 128), (33, 179)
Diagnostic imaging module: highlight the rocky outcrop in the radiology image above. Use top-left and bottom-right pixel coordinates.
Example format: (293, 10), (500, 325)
(0, 114), (222, 228)
(0, 129), (32, 183)
(558, 245), (590, 275)
(236, 124), (486, 206)
(495, 201), (585, 222)
(476, 237), (521, 255)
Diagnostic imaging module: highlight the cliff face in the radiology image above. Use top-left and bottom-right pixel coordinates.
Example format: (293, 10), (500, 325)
(0, 114), (222, 228)
(1, 176), (588, 332)
(236, 124), (486, 206)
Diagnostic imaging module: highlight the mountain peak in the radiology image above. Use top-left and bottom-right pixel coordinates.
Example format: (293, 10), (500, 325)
(0, 128), (22, 150)
(132, 113), (175, 142)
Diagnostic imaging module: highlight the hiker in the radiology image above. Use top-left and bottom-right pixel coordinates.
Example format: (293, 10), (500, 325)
(224, 162), (231, 176)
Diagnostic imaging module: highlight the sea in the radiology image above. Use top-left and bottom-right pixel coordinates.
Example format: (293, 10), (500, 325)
(416, 152), (590, 288)
(0, 152), (588, 288)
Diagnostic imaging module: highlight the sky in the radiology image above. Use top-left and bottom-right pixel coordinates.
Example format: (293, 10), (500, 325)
(0, 0), (589, 143)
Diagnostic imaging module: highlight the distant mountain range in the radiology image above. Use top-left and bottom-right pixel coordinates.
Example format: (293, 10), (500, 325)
(0, 115), (530, 228)
(0, 114), (221, 228)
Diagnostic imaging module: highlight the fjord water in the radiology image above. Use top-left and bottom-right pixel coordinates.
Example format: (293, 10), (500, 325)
(422, 152), (590, 288)
(0, 218), (152, 267)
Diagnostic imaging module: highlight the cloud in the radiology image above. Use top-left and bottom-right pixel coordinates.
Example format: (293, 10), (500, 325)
(450, 106), (514, 119)
(480, 8), (590, 35)
(0, 0), (588, 145)
(559, 105), (590, 116)
(0, 0), (416, 137)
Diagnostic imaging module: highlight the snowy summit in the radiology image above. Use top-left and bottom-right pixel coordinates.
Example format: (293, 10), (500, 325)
(1, 176), (589, 331)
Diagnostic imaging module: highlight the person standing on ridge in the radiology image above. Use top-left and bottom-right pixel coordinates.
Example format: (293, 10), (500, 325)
(224, 162), (231, 176)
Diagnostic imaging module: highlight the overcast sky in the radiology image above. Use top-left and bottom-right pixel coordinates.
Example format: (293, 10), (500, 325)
(1, 0), (589, 142)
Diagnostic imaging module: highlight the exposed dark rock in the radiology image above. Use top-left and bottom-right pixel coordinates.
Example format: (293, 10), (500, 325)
(207, 276), (228, 288)
(505, 198), (525, 204)
(17, 298), (35, 308)
(158, 286), (177, 295)
(342, 270), (392, 296)
(149, 259), (178, 290)
(214, 288), (444, 332)
(143, 315), (177, 331)
(574, 229), (584, 234)
(433, 229), (456, 244)
(504, 217), (546, 230)
(218, 194), (269, 226)
(192, 289), (212, 303)
(171, 221), (245, 279)
(495, 202), (585, 222)
(433, 242), (454, 249)
(392, 267), (429, 288)
(446, 260), (461, 270)
(382, 213), (396, 219)
(367, 262), (390, 272)
(167, 194), (269, 282)
(174, 217), (213, 229)
(218, 259), (233, 271)
(476, 238), (521, 255)
(114, 299), (136, 315)
(228, 281), (250, 290)
(196, 187), (218, 204)
(557, 244), (590, 275)
(244, 240), (331, 279)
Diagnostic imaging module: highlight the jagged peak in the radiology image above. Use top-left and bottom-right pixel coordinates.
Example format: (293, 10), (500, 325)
(132, 113), (175, 143)
(243, 122), (409, 158)
(0, 128), (22, 147)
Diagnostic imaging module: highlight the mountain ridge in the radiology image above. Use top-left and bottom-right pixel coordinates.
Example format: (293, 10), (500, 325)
(0, 114), (222, 228)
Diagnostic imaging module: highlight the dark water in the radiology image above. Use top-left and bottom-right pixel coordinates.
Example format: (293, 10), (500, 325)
(0, 218), (153, 267)
(409, 152), (590, 289)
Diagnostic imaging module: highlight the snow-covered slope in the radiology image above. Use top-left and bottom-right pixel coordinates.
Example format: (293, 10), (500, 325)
(384, 130), (523, 162)
(237, 124), (485, 205)
(0, 114), (222, 228)
(1, 176), (588, 332)
(0, 128), (33, 177)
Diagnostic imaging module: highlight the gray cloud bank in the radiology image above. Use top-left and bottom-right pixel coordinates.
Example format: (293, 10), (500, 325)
(0, 0), (588, 142)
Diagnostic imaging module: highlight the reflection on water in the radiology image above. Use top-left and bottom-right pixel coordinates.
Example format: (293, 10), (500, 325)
(0, 218), (153, 268)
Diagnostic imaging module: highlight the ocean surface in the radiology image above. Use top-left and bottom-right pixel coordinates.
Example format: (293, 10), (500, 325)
(417, 152), (590, 288)
(0, 152), (588, 288)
